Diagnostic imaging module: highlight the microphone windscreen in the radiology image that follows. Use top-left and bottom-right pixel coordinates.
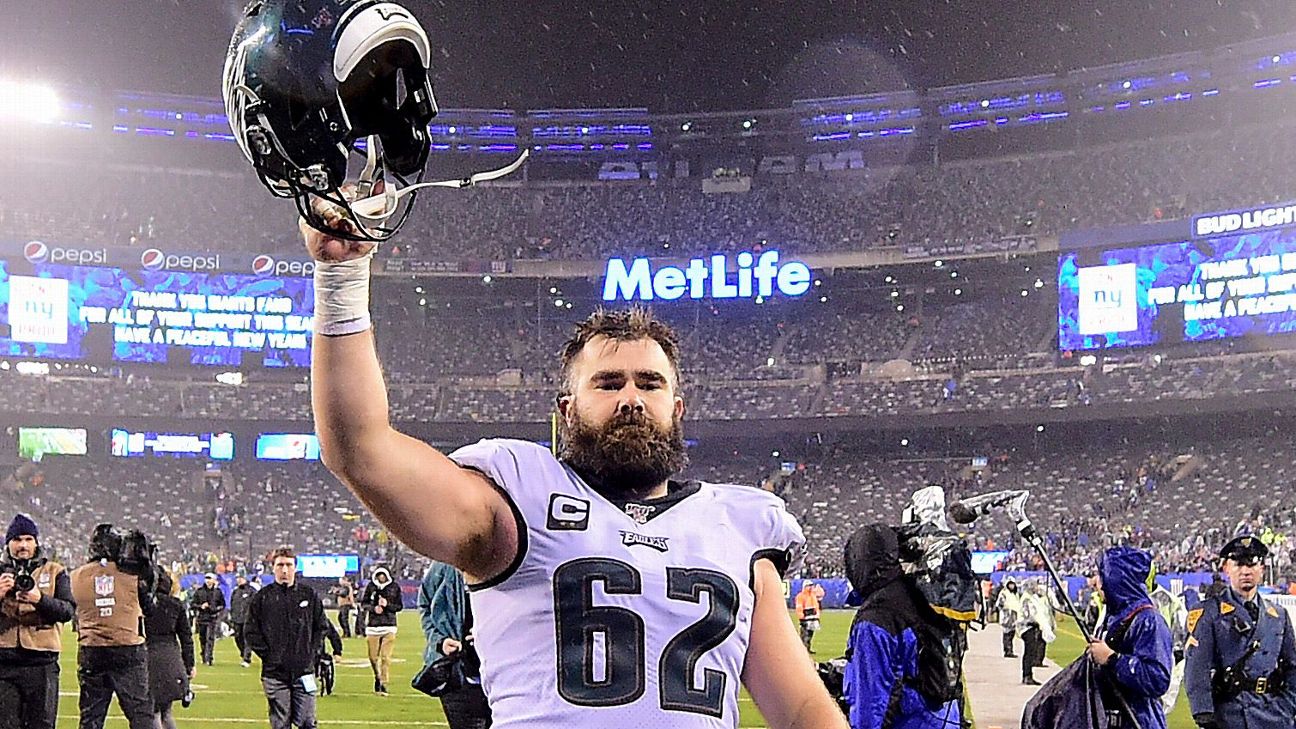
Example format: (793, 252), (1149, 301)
(948, 502), (979, 524)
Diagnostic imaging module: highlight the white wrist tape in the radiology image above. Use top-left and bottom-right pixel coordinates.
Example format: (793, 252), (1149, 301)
(313, 256), (374, 336)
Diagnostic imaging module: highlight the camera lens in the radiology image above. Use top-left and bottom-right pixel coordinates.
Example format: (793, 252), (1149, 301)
(13, 574), (34, 593)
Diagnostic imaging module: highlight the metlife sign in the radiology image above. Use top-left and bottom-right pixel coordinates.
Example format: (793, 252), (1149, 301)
(602, 250), (812, 302)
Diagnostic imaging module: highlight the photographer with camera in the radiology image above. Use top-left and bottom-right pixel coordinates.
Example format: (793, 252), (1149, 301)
(416, 560), (490, 729)
(0, 514), (74, 729)
(70, 523), (158, 729)
(331, 576), (355, 639)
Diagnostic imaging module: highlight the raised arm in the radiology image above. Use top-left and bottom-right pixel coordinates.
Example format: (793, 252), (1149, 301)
(303, 212), (516, 582)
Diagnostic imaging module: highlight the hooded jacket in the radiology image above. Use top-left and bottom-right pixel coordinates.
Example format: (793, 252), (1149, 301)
(362, 568), (403, 630)
(842, 524), (960, 729)
(1096, 546), (1173, 729)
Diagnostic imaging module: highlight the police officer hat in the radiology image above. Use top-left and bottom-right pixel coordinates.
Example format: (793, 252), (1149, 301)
(1219, 534), (1269, 564)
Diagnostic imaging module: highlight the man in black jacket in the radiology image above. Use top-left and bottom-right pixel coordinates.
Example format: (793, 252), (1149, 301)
(190, 573), (225, 666)
(0, 514), (74, 729)
(229, 574), (257, 667)
(246, 547), (330, 729)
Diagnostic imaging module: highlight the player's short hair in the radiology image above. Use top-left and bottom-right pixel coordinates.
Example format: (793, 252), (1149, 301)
(270, 546), (296, 562)
(558, 307), (682, 397)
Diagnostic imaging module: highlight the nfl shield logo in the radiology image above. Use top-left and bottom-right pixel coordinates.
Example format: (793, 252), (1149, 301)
(94, 575), (114, 597)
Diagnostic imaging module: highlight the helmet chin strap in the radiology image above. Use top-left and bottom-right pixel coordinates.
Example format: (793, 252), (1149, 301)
(348, 136), (530, 221)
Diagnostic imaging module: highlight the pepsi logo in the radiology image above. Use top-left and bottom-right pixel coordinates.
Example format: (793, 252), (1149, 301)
(140, 248), (166, 271)
(23, 241), (49, 263)
(252, 255), (275, 275)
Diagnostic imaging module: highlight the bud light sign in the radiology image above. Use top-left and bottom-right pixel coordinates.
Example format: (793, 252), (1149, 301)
(602, 250), (812, 302)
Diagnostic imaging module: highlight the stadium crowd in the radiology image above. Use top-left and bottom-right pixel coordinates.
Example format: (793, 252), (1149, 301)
(4, 425), (1295, 589)
(2, 120), (1294, 260)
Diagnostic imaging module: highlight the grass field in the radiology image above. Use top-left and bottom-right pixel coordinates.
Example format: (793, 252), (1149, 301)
(52, 611), (848, 728)
(49, 609), (1193, 728)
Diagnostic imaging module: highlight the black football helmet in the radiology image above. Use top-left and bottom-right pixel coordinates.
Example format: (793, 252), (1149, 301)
(223, 0), (439, 241)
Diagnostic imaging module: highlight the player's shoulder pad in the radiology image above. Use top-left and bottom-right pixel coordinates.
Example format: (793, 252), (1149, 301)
(702, 481), (806, 575)
(447, 438), (556, 491)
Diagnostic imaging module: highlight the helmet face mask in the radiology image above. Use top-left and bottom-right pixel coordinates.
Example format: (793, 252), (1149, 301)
(223, 0), (439, 241)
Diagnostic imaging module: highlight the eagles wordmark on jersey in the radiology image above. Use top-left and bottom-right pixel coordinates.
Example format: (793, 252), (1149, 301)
(451, 438), (805, 728)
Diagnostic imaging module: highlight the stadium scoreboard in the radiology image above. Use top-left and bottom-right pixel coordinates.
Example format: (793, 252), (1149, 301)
(0, 258), (313, 367)
(1059, 206), (1296, 350)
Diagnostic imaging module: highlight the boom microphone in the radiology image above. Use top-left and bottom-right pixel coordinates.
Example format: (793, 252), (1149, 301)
(948, 490), (1029, 524)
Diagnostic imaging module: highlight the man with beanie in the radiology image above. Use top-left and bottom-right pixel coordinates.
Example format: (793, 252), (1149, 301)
(229, 574), (258, 667)
(0, 514), (74, 729)
(362, 565), (403, 696)
(191, 573), (225, 666)
(71, 523), (157, 729)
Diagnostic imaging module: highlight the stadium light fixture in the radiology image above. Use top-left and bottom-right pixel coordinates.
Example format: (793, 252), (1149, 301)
(215, 372), (244, 386)
(0, 81), (60, 124)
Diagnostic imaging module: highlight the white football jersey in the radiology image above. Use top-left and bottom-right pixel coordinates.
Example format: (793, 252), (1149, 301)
(450, 438), (805, 729)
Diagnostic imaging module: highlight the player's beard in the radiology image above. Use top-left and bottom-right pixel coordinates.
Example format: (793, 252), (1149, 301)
(560, 406), (689, 500)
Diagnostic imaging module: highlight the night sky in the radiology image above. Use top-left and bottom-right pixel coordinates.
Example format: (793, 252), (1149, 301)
(5, 0), (1293, 112)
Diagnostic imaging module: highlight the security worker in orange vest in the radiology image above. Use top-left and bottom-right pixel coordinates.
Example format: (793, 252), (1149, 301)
(796, 580), (826, 653)
(0, 513), (74, 729)
(70, 524), (157, 729)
